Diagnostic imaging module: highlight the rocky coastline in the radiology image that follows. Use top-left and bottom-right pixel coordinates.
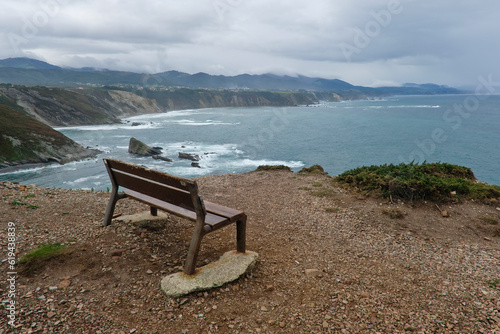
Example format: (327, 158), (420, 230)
(0, 86), (325, 171)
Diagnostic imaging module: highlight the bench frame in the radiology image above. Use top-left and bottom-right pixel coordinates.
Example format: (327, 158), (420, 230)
(102, 159), (246, 275)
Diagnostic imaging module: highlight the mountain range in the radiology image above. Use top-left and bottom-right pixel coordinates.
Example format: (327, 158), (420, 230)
(0, 57), (460, 95)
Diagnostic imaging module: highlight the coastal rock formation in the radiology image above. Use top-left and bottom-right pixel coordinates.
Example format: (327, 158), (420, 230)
(0, 86), (162, 127)
(152, 155), (173, 162)
(0, 106), (100, 169)
(128, 137), (162, 156)
(178, 152), (200, 161)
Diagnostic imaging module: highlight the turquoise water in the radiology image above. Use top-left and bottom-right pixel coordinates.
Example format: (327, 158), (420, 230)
(1, 94), (499, 189)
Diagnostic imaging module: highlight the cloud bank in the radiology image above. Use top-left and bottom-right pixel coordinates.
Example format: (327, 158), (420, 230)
(1, 0), (499, 86)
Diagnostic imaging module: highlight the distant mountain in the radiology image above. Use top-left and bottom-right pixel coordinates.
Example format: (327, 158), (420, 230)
(0, 57), (61, 70)
(153, 71), (357, 91)
(0, 57), (461, 95)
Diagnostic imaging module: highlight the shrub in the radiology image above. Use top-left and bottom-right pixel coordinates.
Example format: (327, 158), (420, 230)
(298, 165), (326, 175)
(335, 162), (500, 202)
(255, 165), (292, 172)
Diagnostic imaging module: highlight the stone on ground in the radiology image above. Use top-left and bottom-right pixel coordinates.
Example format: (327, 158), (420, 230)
(161, 251), (258, 297)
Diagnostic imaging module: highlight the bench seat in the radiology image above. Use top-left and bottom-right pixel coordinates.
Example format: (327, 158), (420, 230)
(123, 189), (245, 232)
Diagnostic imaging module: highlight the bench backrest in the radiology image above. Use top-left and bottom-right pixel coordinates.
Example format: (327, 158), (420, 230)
(104, 159), (205, 215)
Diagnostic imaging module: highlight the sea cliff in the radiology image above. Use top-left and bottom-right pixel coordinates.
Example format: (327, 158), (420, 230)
(0, 85), (321, 127)
(0, 85), (330, 168)
(0, 105), (100, 169)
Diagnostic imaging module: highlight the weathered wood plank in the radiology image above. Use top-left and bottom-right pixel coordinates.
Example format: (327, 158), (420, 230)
(106, 158), (193, 191)
(112, 169), (195, 210)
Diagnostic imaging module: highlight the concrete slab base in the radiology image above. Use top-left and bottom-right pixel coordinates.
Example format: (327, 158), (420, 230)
(161, 250), (259, 298)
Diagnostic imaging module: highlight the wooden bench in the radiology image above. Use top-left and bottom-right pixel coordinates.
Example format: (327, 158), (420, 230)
(102, 159), (246, 275)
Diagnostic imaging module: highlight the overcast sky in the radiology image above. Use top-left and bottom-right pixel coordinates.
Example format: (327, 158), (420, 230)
(1, 0), (499, 87)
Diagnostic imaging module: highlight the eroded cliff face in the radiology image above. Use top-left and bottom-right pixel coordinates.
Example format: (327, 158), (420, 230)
(0, 105), (100, 169)
(0, 86), (317, 126)
(0, 86), (162, 126)
(0, 86), (319, 168)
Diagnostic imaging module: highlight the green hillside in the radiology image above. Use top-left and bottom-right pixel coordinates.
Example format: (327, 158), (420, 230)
(0, 105), (99, 167)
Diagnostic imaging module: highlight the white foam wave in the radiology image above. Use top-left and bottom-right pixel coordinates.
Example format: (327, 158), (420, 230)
(57, 122), (157, 132)
(228, 159), (304, 168)
(178, 121), (240, 126)
(383, 105), (441, 109)
(161, 142), (239, 155)
(0, 158), (97, 176)
(126, 109), (215, 122)
(165, 119), (239, 126)
(65, 175), (103, 185)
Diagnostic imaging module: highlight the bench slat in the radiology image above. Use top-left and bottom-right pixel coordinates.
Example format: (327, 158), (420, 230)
(124, 189), (231, 229)
(106, 159), (192, 191)
(204, 201), (245, 221)
(112, 169), (195, 211)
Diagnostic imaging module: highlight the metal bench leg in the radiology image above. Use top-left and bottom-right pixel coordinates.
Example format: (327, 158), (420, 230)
(150, 206), (158, 216)
(102, 187), (124, 226)
(236, 215), (246, 253)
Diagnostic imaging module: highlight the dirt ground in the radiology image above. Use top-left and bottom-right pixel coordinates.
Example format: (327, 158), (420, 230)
(0, 170), (499, 333)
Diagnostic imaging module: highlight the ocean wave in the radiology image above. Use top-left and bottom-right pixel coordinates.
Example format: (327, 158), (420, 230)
(0, 158), (97, 176)
(64, 174), (103, 186)
(354, 105), (441, 110)
(161, 142), (239, 154)
(387, 105), (440, 108)
(228, 159), (305, 168)
(57, 122), (157, 132)
(126, 109), (215, 121)
(167, 119), (240, 126)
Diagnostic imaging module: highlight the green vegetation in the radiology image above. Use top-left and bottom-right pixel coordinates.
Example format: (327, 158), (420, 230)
(298, 165), (326, 175)
(10, 200), (28, 206)
(10, 198), (38, 209)
(255, 165), (292, 172)
(335, 162), (500, 202)
(486, 278), (499, 290)
(19, 243), (67, 264)
(478, 216), (498, 225)
(325, 207), (340, 213)
(0, 93), (24, 112)
(0, 104), (97, 166)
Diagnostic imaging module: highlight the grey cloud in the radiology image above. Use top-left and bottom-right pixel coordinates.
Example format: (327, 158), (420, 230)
(1, 0), (500, 86)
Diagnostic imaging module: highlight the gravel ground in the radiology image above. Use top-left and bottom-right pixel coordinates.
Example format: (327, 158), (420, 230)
(0, 170), (499, 333)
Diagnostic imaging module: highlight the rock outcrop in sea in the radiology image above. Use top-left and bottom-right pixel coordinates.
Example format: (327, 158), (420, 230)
(178, 152), (201, 161)
(128, 137), (162, 156)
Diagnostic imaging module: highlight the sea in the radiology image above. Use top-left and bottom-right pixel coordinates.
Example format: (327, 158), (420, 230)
(1, 94), (499, 190)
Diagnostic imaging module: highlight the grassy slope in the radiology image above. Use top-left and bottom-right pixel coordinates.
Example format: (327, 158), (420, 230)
(0, 105), (94, 166)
